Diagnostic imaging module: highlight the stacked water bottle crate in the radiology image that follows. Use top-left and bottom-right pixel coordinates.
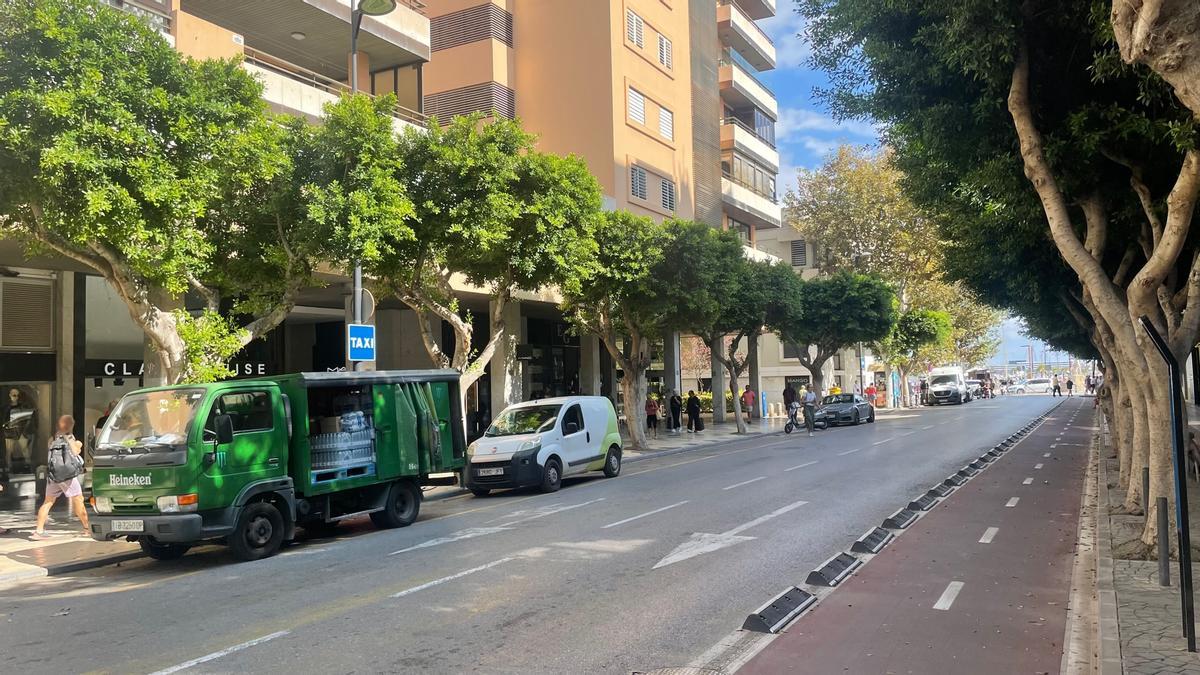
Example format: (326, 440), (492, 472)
(310, 411), (376, 470)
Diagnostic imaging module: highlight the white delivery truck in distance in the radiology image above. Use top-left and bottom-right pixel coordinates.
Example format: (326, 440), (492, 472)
(927, 366), (970, 405)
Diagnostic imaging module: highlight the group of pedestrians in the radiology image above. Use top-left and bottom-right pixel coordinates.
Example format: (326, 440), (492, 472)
(645, 390), (708, 438)
(1050, 374), (1075, 397)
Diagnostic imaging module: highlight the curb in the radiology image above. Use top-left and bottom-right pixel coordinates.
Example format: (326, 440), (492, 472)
(0, 566), (47, 585)
(44, 550), (146, 576)
(1094, 422), (1124, 675)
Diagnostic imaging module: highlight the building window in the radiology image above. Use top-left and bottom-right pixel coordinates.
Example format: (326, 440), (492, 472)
(658, 34), (673, 69)
(631, 165), (648, 200)
(730, 218), (752, 243)
(658, 107), (673, 140)
(724, 152), (777, 202)
(832, 353), (843, 371)
(790, 240), (807, 267)
(783, 343), (802, 360)
(628, 87), (646, 125)
(625, 9), (644, 48)
(661, 178), (676, 212)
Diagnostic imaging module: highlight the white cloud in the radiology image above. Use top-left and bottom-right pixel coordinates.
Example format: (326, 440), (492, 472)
(797, 135), (841, 159)
(759, 7), (811, 70)
(775, 108), (878, 141)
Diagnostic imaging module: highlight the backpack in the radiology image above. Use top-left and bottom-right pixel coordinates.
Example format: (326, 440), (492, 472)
(48, 436), (84, 484)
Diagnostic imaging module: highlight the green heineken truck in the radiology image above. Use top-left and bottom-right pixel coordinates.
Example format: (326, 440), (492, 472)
(88, 370), (465, 561)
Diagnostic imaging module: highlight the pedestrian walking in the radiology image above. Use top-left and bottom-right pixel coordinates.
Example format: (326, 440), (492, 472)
(802, 387), (818, 437)
(669, 391), (683, 434)
(740, 386), (756, 424)
(644, 395), (660, 440)
(32, 415), (89, 540)
(1051, 374), (1062, 397)
(919, 378), (929, 406)
(782, 383), (797, 411)
(1066, 377), (1075, 397)
(686, 390), (702, 433)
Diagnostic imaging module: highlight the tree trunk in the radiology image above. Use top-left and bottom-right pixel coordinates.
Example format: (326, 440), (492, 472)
(1111, 0), (1200, 119)
(619, 365), (650, 451)
(897, 366), (909, 408)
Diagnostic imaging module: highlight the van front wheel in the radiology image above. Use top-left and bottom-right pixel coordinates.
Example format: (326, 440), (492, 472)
(229, 501), (285, 561)
(540, 458), (562, 493)
(603, 447), (622, 478)
(371, 480), (421, 529)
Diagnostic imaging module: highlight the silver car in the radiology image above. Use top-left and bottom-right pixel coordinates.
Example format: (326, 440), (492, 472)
(820, 394), (875, 425)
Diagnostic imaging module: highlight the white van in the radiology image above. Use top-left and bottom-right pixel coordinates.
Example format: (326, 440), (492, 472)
(464, 396), (623, 495)
(927, 366), (969, 405)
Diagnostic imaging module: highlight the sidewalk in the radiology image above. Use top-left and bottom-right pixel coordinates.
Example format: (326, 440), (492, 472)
(739, 397), (1090, 673)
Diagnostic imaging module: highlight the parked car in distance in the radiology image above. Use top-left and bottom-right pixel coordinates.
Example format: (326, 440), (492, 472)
(1019, 378), (1052, 394)
(821, 393), (875, 425)
(965, 379), (984, 399)
(927, 366), (969, 405)
(464, 396), (622, 496)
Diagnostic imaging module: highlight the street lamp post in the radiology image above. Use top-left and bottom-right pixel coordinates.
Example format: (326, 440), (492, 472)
(348, 0), (396, 370)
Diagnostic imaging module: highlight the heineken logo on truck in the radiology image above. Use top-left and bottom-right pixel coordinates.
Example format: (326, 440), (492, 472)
(109, 474), (152, 487)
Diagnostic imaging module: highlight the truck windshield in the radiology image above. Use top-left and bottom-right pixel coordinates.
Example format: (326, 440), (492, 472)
(485, 405), (562, 437)
(930, 375), (957, 385)
(96, 389), (204, 454)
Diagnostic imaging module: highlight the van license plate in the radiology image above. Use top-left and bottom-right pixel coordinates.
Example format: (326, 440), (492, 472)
(112, 519), (144, 533)
(477, 468), (504, 477)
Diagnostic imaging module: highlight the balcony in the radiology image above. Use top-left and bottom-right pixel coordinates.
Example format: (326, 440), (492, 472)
(722, 175), (782, 229)
(743, 245), (781, 263)
(717, 1), (775, 71)
(244, 48), (425, 130)
(719, 61), (778, 120)
(725, 0), (776, 21)
(721, 118), (779, 173)
(181, 0), (430, 81)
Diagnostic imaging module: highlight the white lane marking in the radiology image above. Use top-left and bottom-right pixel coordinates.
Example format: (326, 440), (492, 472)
(602, 501), (689, 529)
(1005, 497), (1020, 508)
(149, 631), (291, 675)
(392, 557), (514, 598)
(784, 460), (819, 472)
(389, 527), (510, 556)
(501, 498), (606, 526)
(933, 581), (965, 611)
(1023, 477), (1034, 485)
(652, 500), (809, 569)
(872, 437), (895, 446)
(1044, 452), (1052, 458)
(837, 448), (862, 456)
(922, 425), (936, 430)
(1035, 463), (1044, 470)
(723, 476), (767, 491)
(979, 527), (999, 544)
(1050, 444), (1057, 449)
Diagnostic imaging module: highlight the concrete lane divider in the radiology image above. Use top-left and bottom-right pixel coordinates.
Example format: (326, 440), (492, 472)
(805, 551), (862, 587)
(944, 473), (968, 488)
(741, 586), (818, 633)
(908, 492), (939, 511)
(926, 483), (954, 499)
(883, 506), (920, 529)
(958, 465), (980, 478)
(851, 526), (895, 554)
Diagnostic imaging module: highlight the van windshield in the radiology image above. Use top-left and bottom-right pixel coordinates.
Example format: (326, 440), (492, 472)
(930, 375), (957, 385)
(485, 405), (562, 437)
(96, 389), (205, 455)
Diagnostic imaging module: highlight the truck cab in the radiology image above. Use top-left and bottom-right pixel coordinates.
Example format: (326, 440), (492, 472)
(89, 370), (465, 562)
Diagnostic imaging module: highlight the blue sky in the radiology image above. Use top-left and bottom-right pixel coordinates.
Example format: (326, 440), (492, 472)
(758, 8), (880, 189)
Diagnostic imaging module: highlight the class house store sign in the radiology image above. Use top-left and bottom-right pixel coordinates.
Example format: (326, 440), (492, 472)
(85, 360), (270, 378)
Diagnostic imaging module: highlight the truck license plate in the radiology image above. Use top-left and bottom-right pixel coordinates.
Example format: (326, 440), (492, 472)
(112, 519), (144, 533)
(477, 468), (504, 477)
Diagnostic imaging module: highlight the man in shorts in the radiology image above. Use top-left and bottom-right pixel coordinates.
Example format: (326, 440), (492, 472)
(31, 415), (89, 539)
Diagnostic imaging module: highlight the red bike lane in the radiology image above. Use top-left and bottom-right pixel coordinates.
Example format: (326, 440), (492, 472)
(741, 397), (1091, 674)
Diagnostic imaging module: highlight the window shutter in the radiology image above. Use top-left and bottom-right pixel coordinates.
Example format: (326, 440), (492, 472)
(625, 10), (643, 48)
(661, 179), (676, 212)
(790, 240), (807, 267)
(1, 280), (53, 349)
(630, 166), (647, 200)
(628, 87), (646, 125)
(658, 34), (673, 69)
(658, 107), (673, 140)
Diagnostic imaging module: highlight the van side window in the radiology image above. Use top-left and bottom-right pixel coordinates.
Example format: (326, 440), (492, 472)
(562, 404), (585, 434)
(214, 391), (274, 434)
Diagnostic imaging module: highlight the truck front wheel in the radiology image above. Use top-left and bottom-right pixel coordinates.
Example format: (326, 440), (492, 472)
(371, 480), (421, 529)
(229, 501), (286, 561)
(139, 538), (190, 561)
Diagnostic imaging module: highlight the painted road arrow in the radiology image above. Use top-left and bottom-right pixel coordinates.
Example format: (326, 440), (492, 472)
(652, 500), (809, 569)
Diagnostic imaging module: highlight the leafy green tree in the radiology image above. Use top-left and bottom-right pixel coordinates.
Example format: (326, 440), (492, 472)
(561, 211), (670, 450)
(0, 0), (333, 383)
(876, 309), (951, 406)
(383, 114), (601, 402)
(776, 271), (897, 397)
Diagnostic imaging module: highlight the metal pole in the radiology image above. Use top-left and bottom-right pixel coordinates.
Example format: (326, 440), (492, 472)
(1160, 496), (1172, 587)
(1144, 466), (1151, 521)
(1139, 316), (1196, 651)
(350, 9), (364, 371)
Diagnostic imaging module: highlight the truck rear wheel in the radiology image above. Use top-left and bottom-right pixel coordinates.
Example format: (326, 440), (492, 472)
(229, 501), (285, 561)
(371, 480), (421, 529)
(139, 538), (190, 561)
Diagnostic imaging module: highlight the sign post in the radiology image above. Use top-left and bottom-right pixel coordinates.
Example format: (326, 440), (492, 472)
(347, 323), (376, 364)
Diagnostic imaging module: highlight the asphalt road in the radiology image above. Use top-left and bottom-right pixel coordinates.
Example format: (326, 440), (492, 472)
(0, 395), (1061, 674)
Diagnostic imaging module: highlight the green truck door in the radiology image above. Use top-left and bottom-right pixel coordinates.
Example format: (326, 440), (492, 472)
(198, 389), (286, 509)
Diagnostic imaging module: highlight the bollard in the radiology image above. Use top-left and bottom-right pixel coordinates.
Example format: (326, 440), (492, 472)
(1144, 467), (1151, 518)
(1159, 496), (1171, 587)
